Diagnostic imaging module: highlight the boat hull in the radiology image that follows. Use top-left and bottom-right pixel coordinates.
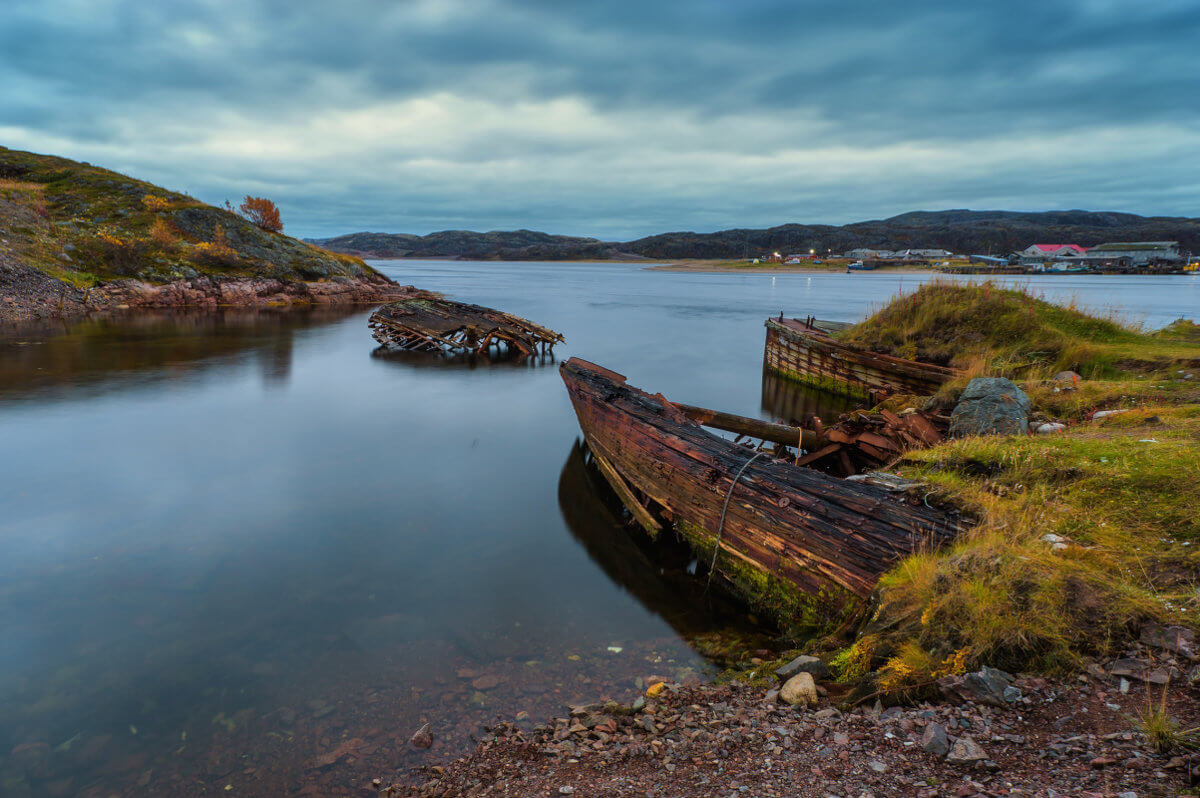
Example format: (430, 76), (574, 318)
(764, 317), (960, 400)
(559, 358), (959, 626)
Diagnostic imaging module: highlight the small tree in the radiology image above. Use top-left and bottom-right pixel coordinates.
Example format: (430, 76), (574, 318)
(238, 196), (282, 233)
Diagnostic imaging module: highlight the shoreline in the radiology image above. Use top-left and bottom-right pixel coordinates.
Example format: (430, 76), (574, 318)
(647, 261), (933, 274)
(384, 650), (1197, 797)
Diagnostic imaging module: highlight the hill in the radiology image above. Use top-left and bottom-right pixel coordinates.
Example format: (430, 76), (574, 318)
(311, 229), (636, 260)
(317, 209), (1200, 261)
(0, 147), (409, 323)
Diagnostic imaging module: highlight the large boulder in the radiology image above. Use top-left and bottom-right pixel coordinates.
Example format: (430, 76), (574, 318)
(779, 672), (819, 707)
(949, 378), (1032, 437)
(775, 654), (831, 681)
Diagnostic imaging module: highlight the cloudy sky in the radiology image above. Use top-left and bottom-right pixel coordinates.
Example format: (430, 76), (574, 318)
(2, 0), (1198, 239)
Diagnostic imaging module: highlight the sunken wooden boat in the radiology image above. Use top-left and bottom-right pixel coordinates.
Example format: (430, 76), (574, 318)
(369, 297), (563, 357)
(560, 358), (960, 624)
(764, 315), (961, 400)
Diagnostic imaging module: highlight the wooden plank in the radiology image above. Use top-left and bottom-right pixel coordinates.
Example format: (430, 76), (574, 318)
(588, 445), (663, 536)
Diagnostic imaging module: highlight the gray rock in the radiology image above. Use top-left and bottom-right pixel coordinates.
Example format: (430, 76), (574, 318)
(1003, 685), (1022, 703)
(938, 666), (1014, 707)
(949, 377), (1032, 437)
(1108, 658), (1170, 685)
(1140, 624), (1197, 659)
(945, 735), (989, 766)
(1053, 370), (1081, 384)
(775, 654), (831, 681)
(921, 721), (950, 757)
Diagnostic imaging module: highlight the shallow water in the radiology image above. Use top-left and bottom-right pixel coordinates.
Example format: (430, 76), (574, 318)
(1, 263), (1196, 795)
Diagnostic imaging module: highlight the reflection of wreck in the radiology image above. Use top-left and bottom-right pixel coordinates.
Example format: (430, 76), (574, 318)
(760, 368), (855, 427)
(369, 297), (563, 358)
(764, 316), (960, 401)
(557, 440), (769, 641)
(559, 358), (959, 622)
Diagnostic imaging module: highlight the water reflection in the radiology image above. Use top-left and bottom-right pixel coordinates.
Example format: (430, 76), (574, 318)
(556, 440), (774, 654)
(0, 307), (365, 400)
(760, 368), (857, 427)
(370, 346), (558, 371)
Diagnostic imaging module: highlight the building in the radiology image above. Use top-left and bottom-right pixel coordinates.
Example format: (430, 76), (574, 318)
(1019, 244), (1088, 259)
(1080, 241), (1182, 266)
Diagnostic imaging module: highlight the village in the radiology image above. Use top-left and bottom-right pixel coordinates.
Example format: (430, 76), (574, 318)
(754, 240), (1198, 273)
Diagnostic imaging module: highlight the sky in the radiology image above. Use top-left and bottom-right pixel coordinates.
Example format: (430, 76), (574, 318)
(1, 0), (1198, 240)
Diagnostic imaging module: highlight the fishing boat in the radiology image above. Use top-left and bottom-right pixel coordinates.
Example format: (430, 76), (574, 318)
(559, 358), (960, 622)
(764, 315), (961, 401)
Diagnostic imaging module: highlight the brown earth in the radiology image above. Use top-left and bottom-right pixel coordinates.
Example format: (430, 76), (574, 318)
(380, 649), (1199, 798)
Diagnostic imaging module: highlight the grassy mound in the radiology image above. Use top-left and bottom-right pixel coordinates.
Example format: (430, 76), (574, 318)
(837, 281), (1198, 378)
(812, 282), (1200, 693)
(0, 146), (379, 287)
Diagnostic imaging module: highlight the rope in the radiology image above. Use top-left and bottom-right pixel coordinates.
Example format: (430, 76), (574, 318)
(705, 450), (767, 591)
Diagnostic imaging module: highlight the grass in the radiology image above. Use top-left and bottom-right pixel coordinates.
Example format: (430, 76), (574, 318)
(837, 280), (1199, 379)
(814, 282), (1200, 692)
(0, 146), (378, 286)
(1138, 684), (1199, 753)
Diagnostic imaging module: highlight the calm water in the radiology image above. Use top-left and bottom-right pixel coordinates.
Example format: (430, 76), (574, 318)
(1, 263), (1196, 796)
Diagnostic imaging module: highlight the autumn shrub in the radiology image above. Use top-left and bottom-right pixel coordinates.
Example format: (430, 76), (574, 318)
(148, 216), (179, 248)
(239, 196), (282, 233)
(142, 194), (175, 212)
(189, 227), (241, 268)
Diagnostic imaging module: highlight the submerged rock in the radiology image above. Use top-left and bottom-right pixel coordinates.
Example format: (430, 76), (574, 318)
(949, 377), (1031, 437)
(410, 723), (433, 749)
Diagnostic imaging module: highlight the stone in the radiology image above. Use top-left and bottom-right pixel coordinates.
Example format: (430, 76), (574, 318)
(1140, 624), (1197, 659)
(921, 722), (950, 757)
(868, 760), (888, 773)
(780, 672), (819, 707)
(775, 655), (831, 681)
(945, 736), (989, 766)
(1041, 533), (1070, 550)
(1053, 371), (1081, 385)
(1093, 409), (1128, 421)
(938, 666), (1014, 707)
(949, 378), (1032, 437)
(409, 723), (433, 749)
(471, 674), (501, 691)
(1036, 422), (1066, 434)
(1108, 658), (1170, 684)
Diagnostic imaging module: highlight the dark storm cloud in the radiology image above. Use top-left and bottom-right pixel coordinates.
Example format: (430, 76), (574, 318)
(1, 0), (1197, 238)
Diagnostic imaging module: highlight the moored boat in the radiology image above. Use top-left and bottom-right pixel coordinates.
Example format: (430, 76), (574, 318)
(559, 358), (960, 628)
(764, 315), (961, 401)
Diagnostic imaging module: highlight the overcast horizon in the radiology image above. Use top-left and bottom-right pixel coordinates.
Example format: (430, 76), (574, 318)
(3, 0), (1198, 240)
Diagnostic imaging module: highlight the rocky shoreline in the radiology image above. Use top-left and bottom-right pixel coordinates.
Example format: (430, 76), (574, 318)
(380, 632), (1198, 797)
(1, 257), (419, 325)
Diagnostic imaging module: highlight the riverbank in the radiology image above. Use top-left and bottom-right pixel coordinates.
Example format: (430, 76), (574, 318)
(647, 259), (932, 274)
(384, 643), (1199, 796)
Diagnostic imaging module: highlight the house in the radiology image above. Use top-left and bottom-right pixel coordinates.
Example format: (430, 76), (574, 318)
(1019, 244), (1088, 259)
(902, 249), (953, 258)
(1080, 241), (1182, 265)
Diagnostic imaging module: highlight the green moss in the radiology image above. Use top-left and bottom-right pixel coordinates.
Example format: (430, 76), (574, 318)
(676, 521), (860, 641)
(769, 364), (874, 401)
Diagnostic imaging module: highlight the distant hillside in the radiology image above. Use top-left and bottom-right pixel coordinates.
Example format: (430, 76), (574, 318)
(317, 210), (1200, 261)
(312, 229), (637, 261)
(0, 147), (406, 322)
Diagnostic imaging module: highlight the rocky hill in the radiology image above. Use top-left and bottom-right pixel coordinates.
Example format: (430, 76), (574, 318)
(317, 210), (1200, 261)
(0, 147), (409, 323)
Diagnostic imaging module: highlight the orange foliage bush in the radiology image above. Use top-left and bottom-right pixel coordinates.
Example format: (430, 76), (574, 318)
(142, 194), (174, 212)
(238, 196), (282, 233)
(189, 227), (241, 267)
(149, 217), (179, 248)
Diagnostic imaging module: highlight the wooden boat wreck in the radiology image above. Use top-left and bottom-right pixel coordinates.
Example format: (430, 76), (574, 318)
(764, 315), (961, 401)
(560, 358), (961, 625)
(369, 297), (563, 357)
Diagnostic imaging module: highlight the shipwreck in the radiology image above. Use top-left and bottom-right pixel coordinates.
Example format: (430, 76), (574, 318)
(764, 315), (961, 401)
(559, 358), (960, 625)
(369, 297), (563, 358)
